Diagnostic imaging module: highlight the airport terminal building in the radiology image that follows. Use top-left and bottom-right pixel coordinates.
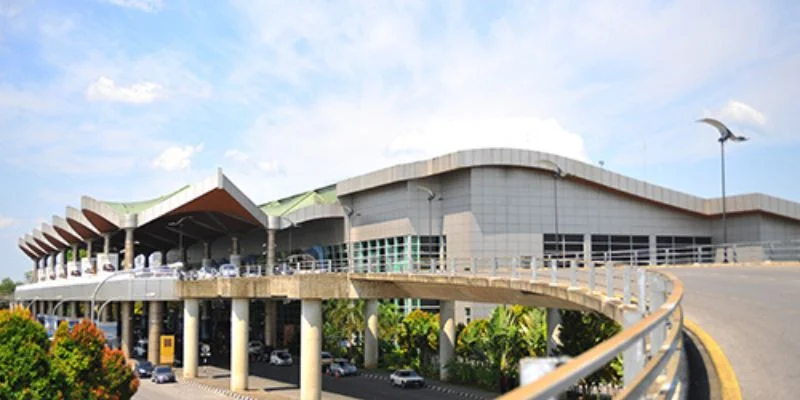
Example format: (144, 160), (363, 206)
(17, 148), (800, 327)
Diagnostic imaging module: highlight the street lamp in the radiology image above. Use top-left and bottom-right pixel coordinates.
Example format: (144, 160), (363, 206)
(697, 118), (749, 262)
(90, 270), (134, 322)
(94, 292), (154, 325)
(537, 160), (569, 260)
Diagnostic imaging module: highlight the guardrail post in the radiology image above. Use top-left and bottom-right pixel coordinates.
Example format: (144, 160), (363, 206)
(606, 262), (614, 297)
(492, 258), (498, 277)
(623, 264), (632, 304)
(569, 259), (577, 288)
(623, 309), (646, 387)
(588, 261), (596, 291)
(550, 259), (557, 284)
(638, 269), (647, 314)
(649, 275), (666, 356)
(512, 257), (519, 279)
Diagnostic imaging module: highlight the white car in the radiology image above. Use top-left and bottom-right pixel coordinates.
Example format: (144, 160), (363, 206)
(219, 264), (240, 278)
(270, 350), (293, 366)
(196, 266), (218, 280)
(133, 339), (148, 358)
(248, 340), (264, 355)
(390, 369), (425, 389)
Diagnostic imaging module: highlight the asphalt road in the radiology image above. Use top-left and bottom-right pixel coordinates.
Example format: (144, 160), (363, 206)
(133, 379), (228, 400)
(666, 266), (800, 400)
(204, 357), (494, 400)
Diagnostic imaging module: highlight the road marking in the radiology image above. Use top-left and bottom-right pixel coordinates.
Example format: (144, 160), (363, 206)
(683, 319), (742, 400)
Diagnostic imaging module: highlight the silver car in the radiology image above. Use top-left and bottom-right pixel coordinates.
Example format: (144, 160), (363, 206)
(151, 366), (176, 384)
(219, 264), (240, 278)
(329, 359), (358, 377)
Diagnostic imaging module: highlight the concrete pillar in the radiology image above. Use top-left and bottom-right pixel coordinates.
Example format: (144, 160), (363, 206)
(267, 229), (276, 271)
(230, 237), (241, 267)
(439, 300), (455, 381)
(649, 234), (657, 265)
(583, 234), (592, 264)
(148, 301), (163, 365)
(103, 233), (111, 254)
(86, 239), (93, 259)
(121, 302), (134, 359)
(230, 299), (249, 391)
(263, 300), (277, 347)
(123, 228), (134, 270)
(546, 308), (562, 357)
(71, 243), (79, 262)
(183, 299), (199, 378)
(300, 299), (322, 400)
(101, 302), (111, 322)
(47, 301), (53, 315)
(364, 299), (379, 369)
(70, 302), (78, 319)
(201, 241), (212, 267)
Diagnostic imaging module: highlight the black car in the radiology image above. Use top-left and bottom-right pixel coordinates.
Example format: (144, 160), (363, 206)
(135, 360), (154, 378)
(152, 366), (176, 384)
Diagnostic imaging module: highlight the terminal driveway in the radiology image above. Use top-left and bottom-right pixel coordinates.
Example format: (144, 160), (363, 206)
(665, 266), (800, 400)
(133, 379), (228, 400)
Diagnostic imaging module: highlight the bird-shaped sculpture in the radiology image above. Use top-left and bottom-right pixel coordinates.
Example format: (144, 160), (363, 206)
(696, 118), (749, 143)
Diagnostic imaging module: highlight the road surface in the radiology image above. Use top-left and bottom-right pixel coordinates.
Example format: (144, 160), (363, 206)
(666, 266), (800, 400)
(133, 379), (228, 400)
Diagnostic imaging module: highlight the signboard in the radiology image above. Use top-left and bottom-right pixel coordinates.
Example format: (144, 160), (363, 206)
(160, 335), (175, 365)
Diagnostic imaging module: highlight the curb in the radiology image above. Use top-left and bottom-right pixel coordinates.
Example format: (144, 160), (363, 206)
(359, 372), (491, 400)
(683, 319), (742, 400)
(183, 379), (256, 400)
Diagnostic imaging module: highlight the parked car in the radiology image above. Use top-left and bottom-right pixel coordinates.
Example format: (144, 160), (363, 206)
(248, 340), (264, 358)
(133, 339), (148, 358)
(219, 264), (240, 278)
(196, 266), (218, 280)
(151, 366), (176, 384)
(270, 349), (293, 366)
(390, 369), (425, 388)
(273, 263), (295, 275)
(328, 359), (358, 377)
(135, 360), (154, 378)
(321, 351), (334, 370)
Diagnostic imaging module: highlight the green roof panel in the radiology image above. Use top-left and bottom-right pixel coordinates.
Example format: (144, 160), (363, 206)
(259, 185), (339, 216)
(102, 185), (190, 214)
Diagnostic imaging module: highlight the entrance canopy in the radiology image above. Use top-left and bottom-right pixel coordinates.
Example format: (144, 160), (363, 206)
(20, 169), (273, 259)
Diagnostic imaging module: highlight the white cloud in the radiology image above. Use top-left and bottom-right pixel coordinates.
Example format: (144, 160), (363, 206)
(102, 0), (163, 12)
(0, 216), (16, 228)
(256, 160), (282, 175)
(720, 100), (767, 126)
(224, 149), (250, 162)
(152, 143), (203, 171)
(86, 76), (164, 104)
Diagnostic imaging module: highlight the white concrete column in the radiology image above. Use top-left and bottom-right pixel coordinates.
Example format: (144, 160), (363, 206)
(230, 237), (241, 267)
(148, 301), (163, 364)
(263, 300), (277, 347)
(71, 243), (79, 262)
(439, 300), (456, 381)
(230, 299), (249, 391)
(546, 308), (562, 357)
(103, 233), (111, 254)
(300, 299), (322, 400)
(69, 302), (78, 319)
(121, 302), (134, 359)
(183, 299), (199, 378)
(364, 299), (379, 369)
(86, 239), (93, 259)
(649, 234), (657, 265)
(267, 229), (276, 271)
(583, 234), (592, 264)
(123, 228), (134, 270)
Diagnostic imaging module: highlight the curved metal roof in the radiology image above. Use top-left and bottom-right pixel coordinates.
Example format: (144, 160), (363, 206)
(65, 206), (101, 239)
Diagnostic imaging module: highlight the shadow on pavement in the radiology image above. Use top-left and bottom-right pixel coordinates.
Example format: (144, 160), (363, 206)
(683, 331), (712, 400)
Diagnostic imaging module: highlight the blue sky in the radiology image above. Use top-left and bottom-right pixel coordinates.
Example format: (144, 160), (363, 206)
(1, 0), (799, 281)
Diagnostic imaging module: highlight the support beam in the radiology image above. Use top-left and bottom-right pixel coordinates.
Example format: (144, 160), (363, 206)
(103, 233), (111, 254)
(123, 228), (134, 270)
(230, 237), (241, 267)
(439, 300), (455, 381)
(546, 308), (562, 357)
(183, 299), (199, 379)
(148, 301), (163, 365)
(230, 299), (249, 391)
(267, 229), (276, 271)
(264, 300), (277, 347)
(121, 302), (134, 359)
(70, 302), (78, 319)
(300, 299), (322, 400)
(364, 300), (379, 369)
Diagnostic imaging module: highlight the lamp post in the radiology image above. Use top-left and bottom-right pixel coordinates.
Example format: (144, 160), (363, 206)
(697, 118), (749, 262)
(90, 270), (134, 322)
(537, 160), (569, 260)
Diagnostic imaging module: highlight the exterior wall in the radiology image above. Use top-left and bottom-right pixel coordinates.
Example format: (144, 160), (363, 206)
(710, 214), (762, 244)
(759, 214), (800, 242)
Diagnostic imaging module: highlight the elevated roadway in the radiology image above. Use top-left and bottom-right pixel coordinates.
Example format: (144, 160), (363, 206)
(666, 265), (800, 400)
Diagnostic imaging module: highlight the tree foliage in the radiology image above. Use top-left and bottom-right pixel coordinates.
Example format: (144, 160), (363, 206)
(557, 310), (622, 393)
(0, 307), (138, 400)
(0, 307), (54, 399)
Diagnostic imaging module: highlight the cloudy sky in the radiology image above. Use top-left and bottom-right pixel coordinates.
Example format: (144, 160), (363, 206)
(1, 0), (798, 280)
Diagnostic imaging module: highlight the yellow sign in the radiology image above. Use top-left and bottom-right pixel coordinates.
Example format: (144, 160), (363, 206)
(160, 335), (175, 365)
